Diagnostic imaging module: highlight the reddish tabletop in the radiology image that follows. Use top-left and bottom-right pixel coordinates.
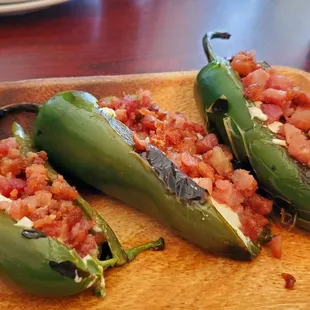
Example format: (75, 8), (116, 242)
(1, 0), (310, 82)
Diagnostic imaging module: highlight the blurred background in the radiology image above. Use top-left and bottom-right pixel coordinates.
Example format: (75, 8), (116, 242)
(1, 0), (310, 82)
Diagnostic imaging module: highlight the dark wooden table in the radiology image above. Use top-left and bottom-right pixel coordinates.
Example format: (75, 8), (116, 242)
(1, 0), (310, 82)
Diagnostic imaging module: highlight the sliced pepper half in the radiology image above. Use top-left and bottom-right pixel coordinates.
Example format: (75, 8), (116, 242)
(0, 122), (164, 297)
(194, 32), (310, 230)
(30, 90), (268, 260)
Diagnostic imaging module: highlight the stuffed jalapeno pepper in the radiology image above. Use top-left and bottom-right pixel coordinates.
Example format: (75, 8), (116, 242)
(27, 90), (274, 260)
(0, 122), (163, 297)
(195, 32), (310, 230)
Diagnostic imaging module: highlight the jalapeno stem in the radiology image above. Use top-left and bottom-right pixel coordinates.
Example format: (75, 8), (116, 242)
(0, 103), (40, 119)
(126, 237), (165, 261)
(203, 32), (231, 62)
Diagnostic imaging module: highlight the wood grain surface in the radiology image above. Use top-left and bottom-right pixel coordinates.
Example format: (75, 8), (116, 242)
(1, 0), (310, 82)
(0, 68), (309, 310)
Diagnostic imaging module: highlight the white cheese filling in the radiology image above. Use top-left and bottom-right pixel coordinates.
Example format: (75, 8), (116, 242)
(211, 197), (251, 245)
(0, 193), (11, 203)
(14, 217), (33, 229)
(99, 107), (116, 118)
(248, 106), (268, 121)
(272, 139), (287, 147)
(268, 121), (283, 134)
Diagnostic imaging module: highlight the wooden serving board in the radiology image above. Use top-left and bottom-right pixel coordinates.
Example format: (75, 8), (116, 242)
(0, 67), (309, 310)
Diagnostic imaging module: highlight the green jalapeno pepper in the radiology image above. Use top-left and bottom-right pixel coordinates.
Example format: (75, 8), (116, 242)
(194, 32), (310, 230)
(26, 90), (272, 260)
(0, 122), (164, 297)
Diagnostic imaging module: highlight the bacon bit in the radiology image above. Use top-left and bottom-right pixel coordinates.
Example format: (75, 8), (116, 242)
(24, 164), (49, 195)
(195, 134), (218, 154)
(197, 161), (215, 181)
(248, 193), (273, 216)
(231, 169), (258, 198)
(266, 74), (294, 90)
(181, 152), (198, 168)
(141, 114), (157, 131)
(231, 50), (260, 76)
(282, 123), (310, 167)
(165, 129), (182, 145)
(242, 68), (270, 89)
(192, 178), (213, 194)
(115, 108), (127, 123)
(9, 188), (18, 199)
(94, 233), (106, 244)
(51, 175), (78, 201)
(212, 180), (244, 212)
(261, 104), (283, 123)
(133, 133), (150, 151)
(239, 208), (269, 240)
(242, 69), (271, 101)
(288, 106), (310, 131)
(281, 273), (296, 290)
(262, 89), (289, 108)
(268, 235), (282, 259)
(207, 146), (233, 177)
(33, 214), (57, 228)
(293, 90), (310, 107)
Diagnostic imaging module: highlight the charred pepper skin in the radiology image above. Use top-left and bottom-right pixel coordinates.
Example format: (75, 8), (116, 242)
(0, 122), (164, 298)
(32, 90), (267, 261)
(194, 32), (310, 230)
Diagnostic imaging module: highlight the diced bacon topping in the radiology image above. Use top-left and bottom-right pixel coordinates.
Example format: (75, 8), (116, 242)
(239, 207), (269, 241)
(243, 69), (271, 101)
(231, 50), (260, 76)
(266, 74), (294, 90)
(206, 146), (233, 177)
(293, 90), (310, 107)
(232, 49), (310, 168)
(268, 235), (282, 259)
(242, 68), (270, 89)
(212, 179), (244, 213)
(98, 91), (273, 241)
(261, 104), (283, 123)
(193, 178), (213, 194)
(0, 137), (104, 257)
(247, 193), (273, 215)
(288, 106), (310, 131)
(262, 89), (289, 108)
(281, 273), (296, 290)
(282, 123), (310, 166)
(231, 169), (258, 198)
(195, 134), (218, 154)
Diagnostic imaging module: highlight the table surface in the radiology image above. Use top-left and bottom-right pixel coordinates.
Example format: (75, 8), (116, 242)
(1, 0), (310, 82)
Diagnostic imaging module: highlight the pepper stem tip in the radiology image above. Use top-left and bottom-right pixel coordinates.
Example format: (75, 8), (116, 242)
(126, 237), (165, 261)
(203, 31), (231, 62)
